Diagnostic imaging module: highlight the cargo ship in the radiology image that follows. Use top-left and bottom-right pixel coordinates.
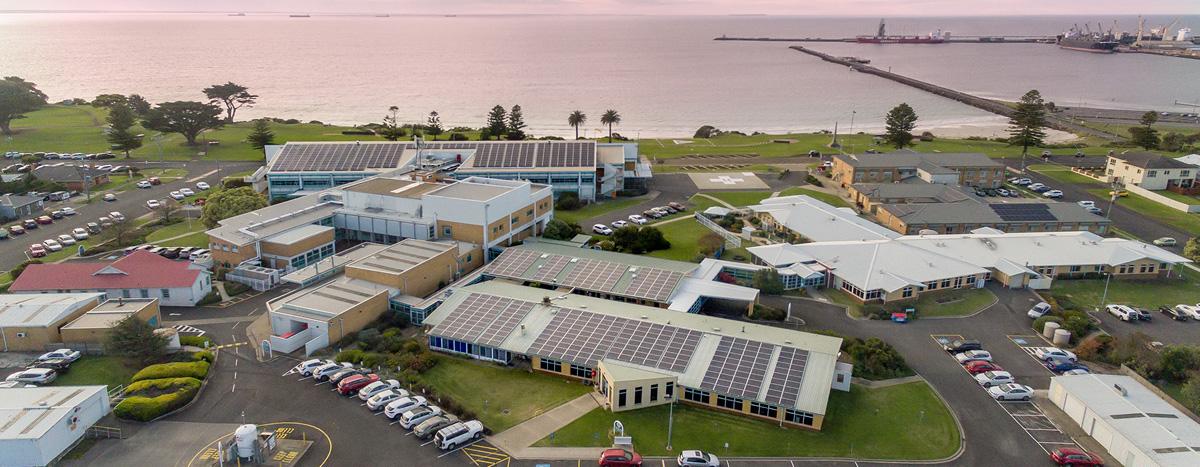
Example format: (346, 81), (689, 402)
(1058, 25), (1118, 53)
(856, 19), (948, 44)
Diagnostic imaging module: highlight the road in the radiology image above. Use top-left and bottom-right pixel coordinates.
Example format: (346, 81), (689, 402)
(0, 160), (259, 270)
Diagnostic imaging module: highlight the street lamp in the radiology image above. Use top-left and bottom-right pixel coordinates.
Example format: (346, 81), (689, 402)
(1097, 271), (1112, 312)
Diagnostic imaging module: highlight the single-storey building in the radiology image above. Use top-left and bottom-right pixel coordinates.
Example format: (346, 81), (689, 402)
(874, 201), (1111, 235)
(28, 165), (110, 192)
(59, 298), (161, 345)
(0, 386), (111, 467)
(9, 251), (213, 307)
(0, 194), (45, 221)
(848, 182), (974, 214)
(422, 280), (851, 430)
(831, 152), (1005, 189)
(0, 293), (105, 352)
(747, 195), (898, 242)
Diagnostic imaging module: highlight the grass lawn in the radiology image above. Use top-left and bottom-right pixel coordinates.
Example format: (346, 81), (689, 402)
(703, 190), (773, 207)
(1027, 164), (1104, 186)
(827, 290), (867, 318)
(913, 288), (996, 318)
(91, 168), (188, 195)
(646, 218), (711, 262)
(555, 198), (645, 226)
(1087, 188), (1200, 234)
(145, 219), (206, 243)
(416, 356), (591, 432)
(51, 355), (136, 390)
(1153, 190), (1200, 205)
(534, 382), (959, 460)
(778, 186), (852, 207)
(653, 163), (787, 174)
(686, 194), (724, 213)
(1051, 266), (1200, 310)
(637, 131), (1059, 161)
(159, 232), (210, 248)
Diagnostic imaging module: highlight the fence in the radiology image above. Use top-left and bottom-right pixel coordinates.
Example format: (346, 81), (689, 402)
(1125, 184), (1200, 213)
(226, 265), (282, 291)
(693, 212), (742, 248)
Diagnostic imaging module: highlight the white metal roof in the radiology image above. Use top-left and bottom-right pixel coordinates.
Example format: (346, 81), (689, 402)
(896, 230), (1191, 270)
(0, 293), (105, 328)
(1053, 374), (1200, 467)
(0, 386), (107, 440)
(750, 240), (987, 293)
(749, 195), (898, 242)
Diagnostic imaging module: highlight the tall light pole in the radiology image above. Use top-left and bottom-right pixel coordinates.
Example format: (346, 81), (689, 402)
(1106, 184), (1119, 219)
(665, 397), (674, 452)
(1098, 272), (1112, 311)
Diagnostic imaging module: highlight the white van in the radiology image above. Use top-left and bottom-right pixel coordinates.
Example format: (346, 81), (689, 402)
(383, 396), (426, 419)
(399, 405), (443, 430)
(434, 420), (484, 450)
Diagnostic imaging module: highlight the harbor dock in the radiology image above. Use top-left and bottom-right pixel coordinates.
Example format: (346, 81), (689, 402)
(715, 35), (1055, 43)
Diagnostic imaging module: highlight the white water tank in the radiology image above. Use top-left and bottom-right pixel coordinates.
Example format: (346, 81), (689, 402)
(1043, 321), (1060, 339)
(234, 424), (258, 456)
(1053, 329), (1072, 346)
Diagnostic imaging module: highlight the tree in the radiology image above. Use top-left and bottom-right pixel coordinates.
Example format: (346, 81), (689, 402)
(142, 101), (223, 146)
(106, 104), (143, 158)
(506, 105), (527, 140)
(246, 118), (275, 150)
(883, 103), (918, 149)
(542, 219), (580, 241)
(425, 111), (444, 140)
(1007, 90), (1047, 160)
(107, 316), (168, 365)
(567, 110), (587, 140)
(752, 268), (784, 295)
(485, 105), (508, 140)
(379, 106), (405, 141)
(600, 109), (621, 142)
(1184, 237), (1200, 262)
(201, 186), (268, 228)
(1158, 346), (1200, 383)
(0, 76), (48, 136)
(202, 81), (258, 122)
(1129, 111), (1160, 149)
(1181, 374), (1200, 414)
(158, 198), (183, 223)
(92, 93), (128, 108)
(127, 94), (152, 115)
(103, 218), (140, 249)
(698, 232), (724, 257)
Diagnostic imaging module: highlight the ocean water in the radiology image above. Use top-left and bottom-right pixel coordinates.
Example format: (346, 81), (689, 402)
(0, 14), (1197, 137)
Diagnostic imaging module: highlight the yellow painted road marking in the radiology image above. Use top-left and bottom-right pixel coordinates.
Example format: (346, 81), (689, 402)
(187, 422), (333, 467)
(466, 444), (502, 452)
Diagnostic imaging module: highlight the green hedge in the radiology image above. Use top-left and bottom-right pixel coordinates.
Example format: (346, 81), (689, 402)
(131, 361), (210, 382)
(192, 350), (214, 363)
(115, 377), (202, 421)
(179, 335), (214, 348)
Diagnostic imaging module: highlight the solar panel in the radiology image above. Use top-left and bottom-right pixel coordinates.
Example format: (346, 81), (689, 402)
(486, 248), (542, 278)
(528, 308), (701, 373)
(763, 346), (809, 406)
(990, 204), (1056, 222)
(271, 143), (411, 172)
(530, 254), (571, 283)
(560, 259), (625, 292)
(430, 294), (535, 347)
(623, 268), (684, 302)
(700, 337), (775, 400)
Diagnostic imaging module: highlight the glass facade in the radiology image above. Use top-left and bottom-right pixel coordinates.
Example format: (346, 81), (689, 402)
(428, 335), (510, 363)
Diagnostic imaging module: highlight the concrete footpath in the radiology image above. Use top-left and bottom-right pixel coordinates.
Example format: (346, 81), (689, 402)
(489, 392), (603, 460)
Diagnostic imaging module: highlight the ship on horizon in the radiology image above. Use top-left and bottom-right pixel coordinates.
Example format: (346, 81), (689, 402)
(1058, 23), (1118, 53)
(856, 19), (948, 44)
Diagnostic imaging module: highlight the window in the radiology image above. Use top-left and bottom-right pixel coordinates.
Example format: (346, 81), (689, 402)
(443, 226), (452, 236)
(526, 209), (534, 216)
(953, 276), (963, 288)
(750, 402), (778, 418)
(1069, 266), (1081, 272)
(901, 287), (914, 298)
(665, 382), (674, 399)
(1147, 170), (1158, 177)
(618, 389), (627, 408)
(940, 279), (951, 288)
(121, 289), (131, 298)
(139, 289), (149, 298)
(634, 387), (643, 405)
(161, 289), (170, 298)
(539, 358), (562, 373)
(650, 384), (659, 402)
(569, 364), (591, 379)
(231, 245), (239, 252)
(683, 387), (709, 403)
(785, 409), (815, 426)
(716, 394), (742, 410)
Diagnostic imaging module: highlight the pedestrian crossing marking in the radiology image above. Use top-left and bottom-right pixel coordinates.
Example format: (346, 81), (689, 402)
(173, 324), (206, 336)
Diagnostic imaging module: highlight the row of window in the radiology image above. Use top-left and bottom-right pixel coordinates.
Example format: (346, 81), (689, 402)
(840, 280), (882, 301)
(428, 336), (510, 363)
(539, 358), (562, 373)
(616, 382), (674, 408)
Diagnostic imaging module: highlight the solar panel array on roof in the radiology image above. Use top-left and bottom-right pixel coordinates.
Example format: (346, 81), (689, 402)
(701, 337), (775, 400)
(624, 268), (684, 302)
(486, 248), (542, 278)
(473, 144), (536, 168)
(272, 143), (412, 172)
(528, 307), (701, 373)
(990, 204), (1056, 222)
(430, 294), (535, 347)
(763, 346), (809, 406)
(530, 255), (572, 283)
(467, 142), (595, 169)
(561, 259), (626, 292)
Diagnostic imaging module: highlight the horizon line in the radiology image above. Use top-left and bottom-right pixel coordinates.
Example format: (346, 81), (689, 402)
(1, 10), (1196, 17)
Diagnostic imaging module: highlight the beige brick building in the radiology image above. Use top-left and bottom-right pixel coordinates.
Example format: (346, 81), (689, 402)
(831, 152), (1005, 188)
(0, 293), (105, 352)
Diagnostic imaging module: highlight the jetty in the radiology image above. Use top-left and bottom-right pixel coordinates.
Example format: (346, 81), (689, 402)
(715, 35), (1055, 44)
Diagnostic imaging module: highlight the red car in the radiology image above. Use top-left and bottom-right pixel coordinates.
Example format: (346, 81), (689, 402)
(598, 448), (642, 467)
(28, 244), (47, 258)
(965, 361), (1003, 376)
(148, 176), (162, 185)
(1050, 447), (1103, 466)
(336, 373), (379, 396)
(35, 215), (53, 225)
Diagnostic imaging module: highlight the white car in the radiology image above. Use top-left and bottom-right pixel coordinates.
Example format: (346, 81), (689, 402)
(628, 214), (647, 225)
(955, 350), (993, 364)
(1106, 304), (1138, 322)
(433, 420), (484, 451)
(1154, 237), (1177, 247)
(988, 383), (1033, 401)
(1174, 304), (1200, 320)
(42, 239), (63, 252)
(677, 450), (721, 467)
(357, 379), (400, 400)
(974, 371), (1014, 388)
(56, 234), (76, 246)
(71, 228), (89, 240)
(312, 362), (352, 381)
(1042, 190), (1064, 198)
(179, 188), (195, 196)
(1077, 200), (1096, 208)
(5, 368), (56, 385)
(38, 348), (81, 363)
(146, 199), (161, 209)
(196, 181), (211, 190)
(611, 220), (628, 229)
(1033, 347), (1077, 363)
(367, 389), (411, 411)
(136, 180), (152, 189)
(103, 193), (117, 202)
(384, 396), (427, 419)
(1063, 368), (1091, 376)
(592, 224), (613, 235)
(109, 211), (125, 222)
(294, 359), (334, 377)
(60, 207), (76, 216)
(169, 191), (185, 200)
(1027, 183), (1046, 191)
(399, 405), (444, 429)
(1027, 302), (1051, 319)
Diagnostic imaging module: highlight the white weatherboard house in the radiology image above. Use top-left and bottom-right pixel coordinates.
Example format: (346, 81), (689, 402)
(0, 386), (111, 466)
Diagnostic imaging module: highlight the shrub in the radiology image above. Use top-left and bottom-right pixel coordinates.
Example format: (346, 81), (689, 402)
(115, 377), (202, 421)
(359, 352), (384, 369)
(554, 192), (581, 211)
(752, 304), (786, 321)
(179, 335), (214, 348)
(336, 349), (365, 364)
(223, 281), (251, 296)
(845, 337), (914, 380)
(1032, 316), (1063, 334)
(1157, 346), (1200, 383)
(1074, 334), (1113, 362)
(192, 350), (214, 363)
(131, 361), (210, 382)
(402, 340), (423, 354)
(9, 259), (43, 281)
(196, 291), (221, 306)
(804, 174), (823, 187)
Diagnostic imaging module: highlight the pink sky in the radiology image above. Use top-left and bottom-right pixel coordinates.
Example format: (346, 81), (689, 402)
(0, 0), (1194, 15)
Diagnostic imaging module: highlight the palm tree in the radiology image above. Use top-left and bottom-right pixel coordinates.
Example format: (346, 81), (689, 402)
(600, 109), (621, 142)
(567, 110), (587, 140)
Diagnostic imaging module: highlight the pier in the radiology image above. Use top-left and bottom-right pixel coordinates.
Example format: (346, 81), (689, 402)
(715, 35), (1055, 44)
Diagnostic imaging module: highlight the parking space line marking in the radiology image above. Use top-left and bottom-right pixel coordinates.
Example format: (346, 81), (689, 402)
(1026, 428), (1062, 431)
(421, 440), (435, 446)
(438, 438), (484, 458)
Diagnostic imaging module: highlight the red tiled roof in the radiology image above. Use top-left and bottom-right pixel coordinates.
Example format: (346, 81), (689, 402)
(10, 250), (203, 292)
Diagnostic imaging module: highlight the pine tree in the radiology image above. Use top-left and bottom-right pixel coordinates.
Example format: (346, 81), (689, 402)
(1007, 90), (1048, 165)
(883, 103), (918, 149)
(486, 105), (508, 140)
(507, 105), (527, 140)
(1129, 111), (1160, 149)
(106, 104), (142, 158)
(426, 111), (443, 140)
(380, 106), (405, 141)
(246, 118), (275, 150)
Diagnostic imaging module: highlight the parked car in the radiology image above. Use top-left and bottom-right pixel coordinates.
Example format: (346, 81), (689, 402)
(1106, 304), (1138, 322)
(86, 222), (101, 234)
(103, 193), (116, 202)
(38, 348), (82, 363)
(60, 207), (76, 216)
(356, 379), (401, 400)
(1132, 308), (1152, 321)
(28, 244), (47, 257)
(196, 181), (211, 190)
(659, 205), (677, 214)
(1012, 178), (1032, 185)
(160, 247), (181, 259)
(597, 448), (643, 467)
(413, 414), (460, 440)
(35, 215), (53, 225)
(27, 358), (71, 374)
(996, 188), (1010, 197)
(313, 362), (353, 382)
(56, 234), (76, 246)
(943, 339), (982, 353)
(974, 371), (1014, 388)
(294, 359), (335, 377)
(592, 224), (613, 235)
(169, 191), (185, 200)
(1077, 200), (1096, 208)
(49, 210), (65, 220)
(611, 220), (628, 229)
(148, 176), (162, 185)
(98, 217), (113, 227)
(668, 202), (686, 211)
(71, 228), (89, 240)
(42, 239), (63, 252)
(9, 225), (25, 235)
(1050, 447), (1104, 466)
(5, 368), (57, 385)
(328, 368), (365, 385)
(0, 229), (8, 240)
(988, 383), (1034, 401)
(1027, 302), (1051, 319)
(1159, 305), (1189, 321)
(109, 211), (125, 222)
(1084, 206), (1103, 215)
(336, 373), (379, 395)
(1173, 304), (1200, 320)
(384, 396), (428, 419)
(146, 199), (161, 209)
(23, 219), (37, 229)
(1045, 361), (1090, 374)
(189, 249), (211, 260)
(955, 350), (993, 364)
(367, 389), (411, 411)
(1034, 347), (1078, 363)
(1043, 190), (1064, 198)
(1153, 237), (1177, 247)
(628, 214), (647, 225)
(1027, 183), (1047, 192)
(676, 450), (719, 467)
(965, 361), (1004, 376)
(642, 209), (662, 219)
(136, 180), (152, 189)
(179, 188), (195, 197)
(434, 420), (485, 451)
(399, 405), (444, 429)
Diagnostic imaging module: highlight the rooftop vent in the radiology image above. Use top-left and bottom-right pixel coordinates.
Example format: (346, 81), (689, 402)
(1113, 383), (1128, 397)
(539, 254), (549, 259)
(569, 258), (579, 263)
